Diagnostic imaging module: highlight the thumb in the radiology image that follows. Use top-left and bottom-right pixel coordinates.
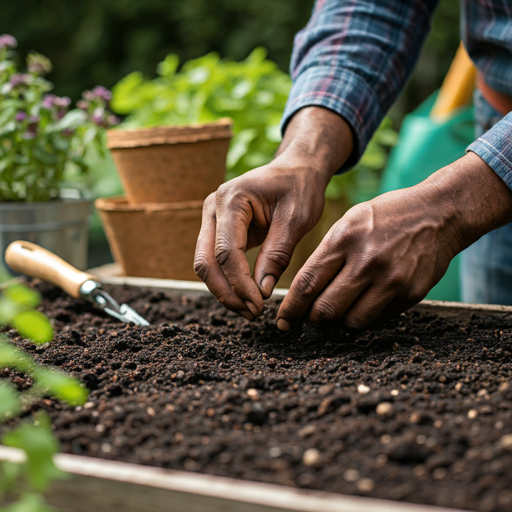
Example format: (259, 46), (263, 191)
(253, 210), (308, 298)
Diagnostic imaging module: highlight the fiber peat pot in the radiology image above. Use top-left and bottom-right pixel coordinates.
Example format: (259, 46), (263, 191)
(95, 197), (202, 281)
(106, 119), (233, 204)
(2, 277), (512, 512)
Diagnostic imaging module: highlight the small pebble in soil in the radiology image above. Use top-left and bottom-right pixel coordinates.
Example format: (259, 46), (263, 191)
(302, 448), (321, 467)
(468, 409), (478, 419)
(357, 384), (370, 394)
(390, 389), (399, 396)
(376, 402), (393, 416)
(247, 388), (259, 399)
(101, 443), (112, 453)
(343, 469), (360, 482)
(432, 468), (447, 480)
(357, 478), (375, 492)
(501, 434), (512, 449)
(269, 447), (282, 458)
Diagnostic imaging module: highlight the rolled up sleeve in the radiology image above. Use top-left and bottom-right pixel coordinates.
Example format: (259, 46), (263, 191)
(467, 113), (512, 191)
(281, 0), (440, 171)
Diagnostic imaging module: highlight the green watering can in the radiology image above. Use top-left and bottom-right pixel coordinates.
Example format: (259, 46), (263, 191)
(380, 44), (476, 302)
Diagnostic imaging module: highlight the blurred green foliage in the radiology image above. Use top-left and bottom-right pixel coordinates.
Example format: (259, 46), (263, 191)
(0, 276), (88, 512)
(112, 48), (290, 179)
(0, 0), (314, 102)
(0, 0), (460, 118)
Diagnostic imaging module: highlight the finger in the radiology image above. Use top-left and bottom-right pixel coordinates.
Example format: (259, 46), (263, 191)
(373, 291), (426, 326)
(194, 195), (255, 320)
(253, 207), (306, 299)
(336, 287), (396, 331)
(276, 233), (346, 330)
(214, 191), (264, 316)
(307, 261), (370, 325)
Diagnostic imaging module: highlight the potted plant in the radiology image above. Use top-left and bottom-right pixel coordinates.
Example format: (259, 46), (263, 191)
(0, 34), (117, 269)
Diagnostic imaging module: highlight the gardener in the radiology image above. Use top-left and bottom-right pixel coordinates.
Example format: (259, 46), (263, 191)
(194, 1), (512, 330)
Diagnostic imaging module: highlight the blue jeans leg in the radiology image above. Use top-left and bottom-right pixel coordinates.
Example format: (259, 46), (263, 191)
(460, 90), (512, 305)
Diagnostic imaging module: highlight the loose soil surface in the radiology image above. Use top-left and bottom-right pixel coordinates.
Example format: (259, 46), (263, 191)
(3, 281), (512, 512)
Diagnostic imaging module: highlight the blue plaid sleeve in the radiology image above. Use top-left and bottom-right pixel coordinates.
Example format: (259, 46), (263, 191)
(281, 0), (440, 171)
(467, 113), (512, 191)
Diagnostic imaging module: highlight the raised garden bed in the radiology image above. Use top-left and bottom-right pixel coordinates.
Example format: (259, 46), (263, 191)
(2, 277), (512, 512)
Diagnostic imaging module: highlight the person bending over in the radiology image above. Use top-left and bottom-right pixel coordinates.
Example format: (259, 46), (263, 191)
(194, 1), (512, 331)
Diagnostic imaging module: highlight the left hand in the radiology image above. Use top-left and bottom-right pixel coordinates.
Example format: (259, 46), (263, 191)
(276, 153), (512, 331)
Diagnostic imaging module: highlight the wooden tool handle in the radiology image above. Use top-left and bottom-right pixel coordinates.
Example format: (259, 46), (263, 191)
(5, 241), (98, 298)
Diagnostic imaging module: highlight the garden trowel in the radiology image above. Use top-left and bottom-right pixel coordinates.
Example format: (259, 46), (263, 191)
(5, 240), (149, 326)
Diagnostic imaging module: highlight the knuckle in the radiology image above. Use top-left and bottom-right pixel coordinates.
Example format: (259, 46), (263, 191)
(342, 315), (367, 331)
(311, 299), (337, 322)
(214, 243), (232, 267)
(262, 247), (292, 270)
(193, 253), (209, 280)
(294, 270), (318, 298)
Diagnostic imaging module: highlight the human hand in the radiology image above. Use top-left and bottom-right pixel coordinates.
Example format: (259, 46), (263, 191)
(277, 152), (512, 331)
(194, 107), (354, 320)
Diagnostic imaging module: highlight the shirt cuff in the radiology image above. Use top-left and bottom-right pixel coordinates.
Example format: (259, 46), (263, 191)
(280, 65), (383, 173)
(467, 113), (512, 191)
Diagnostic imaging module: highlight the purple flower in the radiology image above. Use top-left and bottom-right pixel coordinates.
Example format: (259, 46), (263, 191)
(42, 94), (58, 109)
(107, 114), (120, 126)
(15, 111), (27, 122)
(77, 100), (89, 110)
(28, 115), (40, 125)
(9, 73), (30, 87)
(0, 34), (17, 50)
(83, 90), (96, 101)
(54, 96), (71, 108)
(91, 107), (107, 127)
(92, 86), (112, 102)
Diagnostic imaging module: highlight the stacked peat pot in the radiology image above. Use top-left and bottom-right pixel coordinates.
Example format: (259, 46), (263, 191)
(96, 119), (233, 280)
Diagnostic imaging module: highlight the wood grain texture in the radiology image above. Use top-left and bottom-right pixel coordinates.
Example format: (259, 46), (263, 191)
(0, 447), (469, 512)
(5, 241), (96, 298)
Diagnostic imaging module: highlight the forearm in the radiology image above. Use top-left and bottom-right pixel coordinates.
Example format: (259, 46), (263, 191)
(421, 152), (512, 254)
(274, 106), (354, 189)
(282, 0), (439, 172)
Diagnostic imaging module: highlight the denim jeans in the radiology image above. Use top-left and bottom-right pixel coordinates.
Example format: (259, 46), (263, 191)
(460, 90), (512, 305)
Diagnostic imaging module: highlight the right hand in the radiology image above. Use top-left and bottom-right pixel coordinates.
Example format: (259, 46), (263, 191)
(194, 106), (354, 320)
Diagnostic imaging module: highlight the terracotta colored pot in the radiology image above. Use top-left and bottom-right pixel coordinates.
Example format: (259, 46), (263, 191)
(107, 119), (233, 204)
(95, 197), (203, 280)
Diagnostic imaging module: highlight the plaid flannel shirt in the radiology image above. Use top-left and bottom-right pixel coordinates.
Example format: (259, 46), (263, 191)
(281, 0), (512, 190)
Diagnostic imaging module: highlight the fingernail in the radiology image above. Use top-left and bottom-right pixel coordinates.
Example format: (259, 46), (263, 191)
(260, 275), (276, 297)
(245, 301), (259, 317)
(277, 318), (291, 331)
(240, 310), (254, 321)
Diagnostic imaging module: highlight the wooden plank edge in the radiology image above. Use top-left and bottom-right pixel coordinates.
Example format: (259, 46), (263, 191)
(0, 446), (469, 512)
(88, 265), (512, 313)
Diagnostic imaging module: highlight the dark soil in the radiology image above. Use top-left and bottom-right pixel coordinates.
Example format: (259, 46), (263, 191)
(3, 280), (512, 512)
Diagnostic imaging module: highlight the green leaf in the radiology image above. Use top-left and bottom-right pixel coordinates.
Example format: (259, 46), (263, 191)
(12, 311), (53, 344)
(34, 368), (88, 406)
(0, 341), (34, 372)
(157, 54), (179, 77)
(0, 296), (21, 324)
(4, 284), (41, 309)
(48, 110), (87, 132)
(0, 382), (21, 421)
(1, 491), (57, 512)
(226, 129), (257, 169)
(2, 417), (66, 492)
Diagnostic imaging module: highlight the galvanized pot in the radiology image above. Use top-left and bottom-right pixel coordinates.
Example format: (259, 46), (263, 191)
(0, 195), (92, 271)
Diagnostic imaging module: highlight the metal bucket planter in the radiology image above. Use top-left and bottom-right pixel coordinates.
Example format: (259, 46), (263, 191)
(0, 196), (92, 271)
